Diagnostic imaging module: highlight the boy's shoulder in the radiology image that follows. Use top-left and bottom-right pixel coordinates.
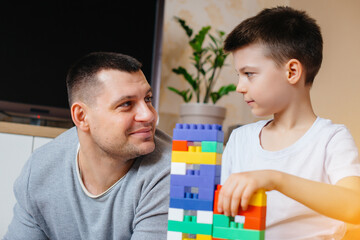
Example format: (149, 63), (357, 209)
(232, 119), (270, 135)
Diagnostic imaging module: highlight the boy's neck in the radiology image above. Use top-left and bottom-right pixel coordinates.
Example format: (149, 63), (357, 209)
(260, 91), (317, 151)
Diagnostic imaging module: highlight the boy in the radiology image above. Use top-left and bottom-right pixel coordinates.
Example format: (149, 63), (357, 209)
(217, 6), (360, 239)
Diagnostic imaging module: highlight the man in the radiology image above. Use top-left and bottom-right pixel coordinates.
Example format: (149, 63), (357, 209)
(4, 52), (172, 239)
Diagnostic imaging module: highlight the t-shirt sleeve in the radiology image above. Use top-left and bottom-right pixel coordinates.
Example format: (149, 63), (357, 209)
(3, 158), (48, 240)
(130, 165), (170, 240)
(325, 126), (360, 184)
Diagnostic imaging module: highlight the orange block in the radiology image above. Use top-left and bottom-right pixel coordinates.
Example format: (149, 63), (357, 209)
(213, 185), (267, 230)
(172, 140), (189, 151)
(244, 215), (266, 230)
(239, 205), (266, 220)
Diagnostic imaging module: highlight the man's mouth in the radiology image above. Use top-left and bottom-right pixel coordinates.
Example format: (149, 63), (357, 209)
(129, 127), (154, 138)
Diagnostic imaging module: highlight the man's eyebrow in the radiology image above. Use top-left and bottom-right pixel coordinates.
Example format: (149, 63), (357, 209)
(111, 87), (153, 106)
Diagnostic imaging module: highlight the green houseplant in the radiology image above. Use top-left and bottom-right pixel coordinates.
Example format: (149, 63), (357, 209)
(167, 17), (236, 125)
(168, 17), (236, 104)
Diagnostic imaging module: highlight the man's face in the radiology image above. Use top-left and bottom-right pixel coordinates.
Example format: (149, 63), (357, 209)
(86, 69), (157, 161)
(233, 43), (291, 117)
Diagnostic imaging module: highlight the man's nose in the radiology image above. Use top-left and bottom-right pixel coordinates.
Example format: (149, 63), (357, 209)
(135, 102), (156, 122)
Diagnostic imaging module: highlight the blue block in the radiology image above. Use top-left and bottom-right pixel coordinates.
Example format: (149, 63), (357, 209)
(173, 124), (224, 142)
(170, 198), (214, 211)
(170, 185), (215, 201)
(170, 164), (221, 188)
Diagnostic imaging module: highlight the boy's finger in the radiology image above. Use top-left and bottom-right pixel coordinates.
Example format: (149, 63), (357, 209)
(230, 183), (246, 216)
(241, 185), (255, 211)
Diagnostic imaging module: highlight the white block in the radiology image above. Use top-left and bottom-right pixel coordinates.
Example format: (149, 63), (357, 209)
(235, 215), (245, 224)
(168, 208), (184, 221)
(167, 231), (182, 240)
(171, 162), (186, 175)
(196, 210), (213, 224)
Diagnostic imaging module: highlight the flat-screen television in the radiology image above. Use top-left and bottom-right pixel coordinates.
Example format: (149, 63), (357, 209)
(0, 0), (164, 125)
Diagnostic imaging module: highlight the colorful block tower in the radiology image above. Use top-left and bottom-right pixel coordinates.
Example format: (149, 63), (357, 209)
(167, 123), (267, 240)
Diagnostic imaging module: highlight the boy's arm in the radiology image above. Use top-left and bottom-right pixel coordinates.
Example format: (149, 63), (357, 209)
(217, 170), (360, 224)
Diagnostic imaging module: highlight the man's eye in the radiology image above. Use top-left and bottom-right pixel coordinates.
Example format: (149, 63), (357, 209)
(120, 101), (132, 107)
(145, 96), (153, 103)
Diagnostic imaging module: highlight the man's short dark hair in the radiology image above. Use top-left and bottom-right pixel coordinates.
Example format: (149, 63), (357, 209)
(224, 6), (323, 85)
(66, 52), (142, 105)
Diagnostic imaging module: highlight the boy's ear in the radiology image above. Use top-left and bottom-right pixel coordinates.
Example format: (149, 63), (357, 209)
(285, 59), (303, 85)
(70, 102), (90, 132)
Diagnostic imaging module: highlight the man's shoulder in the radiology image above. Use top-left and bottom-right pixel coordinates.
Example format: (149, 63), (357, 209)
(31, 127), (78, 158)
(27, 127), (78, 179)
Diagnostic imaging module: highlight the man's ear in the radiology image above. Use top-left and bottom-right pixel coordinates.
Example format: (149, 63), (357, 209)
(286, 59), (303, 85)
(71, 102), (90, 131)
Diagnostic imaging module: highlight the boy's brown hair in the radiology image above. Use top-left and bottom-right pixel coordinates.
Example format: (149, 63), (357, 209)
(224, 6), (323, 85)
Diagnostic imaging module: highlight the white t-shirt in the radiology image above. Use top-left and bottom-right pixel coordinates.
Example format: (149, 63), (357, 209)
(221, 117), (360, 240)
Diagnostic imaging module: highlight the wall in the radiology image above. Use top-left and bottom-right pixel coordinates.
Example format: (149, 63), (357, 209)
(158, 0), (360, 149)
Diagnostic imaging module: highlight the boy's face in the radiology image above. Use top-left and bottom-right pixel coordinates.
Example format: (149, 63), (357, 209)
(233, 43), (292, 117)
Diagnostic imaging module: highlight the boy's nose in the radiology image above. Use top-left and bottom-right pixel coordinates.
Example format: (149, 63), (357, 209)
(236, 80), (247, 94)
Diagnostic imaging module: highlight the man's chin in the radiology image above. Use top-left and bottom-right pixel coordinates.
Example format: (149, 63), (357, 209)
(134, 141), (155, 156)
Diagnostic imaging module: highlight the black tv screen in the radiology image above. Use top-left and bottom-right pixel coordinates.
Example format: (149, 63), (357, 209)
(0, 0), (164, 122)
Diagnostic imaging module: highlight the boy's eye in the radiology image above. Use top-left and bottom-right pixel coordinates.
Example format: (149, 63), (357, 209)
(245, 72), (254, 77)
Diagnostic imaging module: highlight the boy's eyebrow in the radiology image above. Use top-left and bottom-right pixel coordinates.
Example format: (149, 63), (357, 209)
(238, 65), (257, 72)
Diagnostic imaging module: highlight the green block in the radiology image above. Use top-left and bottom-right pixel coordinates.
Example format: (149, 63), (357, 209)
(213, 227), (265, 240)
(213, 214), (231, 227)
(168, 220), (213, 235)
(201, 141), (223, 153)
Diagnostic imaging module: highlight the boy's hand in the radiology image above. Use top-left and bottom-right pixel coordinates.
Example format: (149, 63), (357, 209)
(217, 170), (280, 217)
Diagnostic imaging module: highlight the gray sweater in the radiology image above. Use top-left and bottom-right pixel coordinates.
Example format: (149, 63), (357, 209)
(4, 127), (172, 240)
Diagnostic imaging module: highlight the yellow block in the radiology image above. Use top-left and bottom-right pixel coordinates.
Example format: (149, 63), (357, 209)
(183, 234), (212, 240)
(249, 189), (267, 206)
(171, 149), (222, 165)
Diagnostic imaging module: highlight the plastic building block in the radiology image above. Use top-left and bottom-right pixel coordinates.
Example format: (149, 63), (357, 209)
(212, 226), (265, 240)
(170, 185), (215, 201)
(248, 189), (267, 207)
(172, 148), (222, 165)
(197, 211), (213, 224)
(213, 185), (267, 214)
(171, 162), (187, 175)
(194, 234), (212, 240)
(167, 231), (182, 240)
(243, 216), (266, 231)
(170, 164), (221, 188)
(213, 185), (222, 214)
(213, 185), (267, 230)
(212, 214), (265, 239)
(173, 140), (190, 151)
(170, 198), (214, 211)
(173, 124), (224, 142)
(168, 215), (213, 235)
(169, 208), (184, 222)
(201, 141), (223, 153)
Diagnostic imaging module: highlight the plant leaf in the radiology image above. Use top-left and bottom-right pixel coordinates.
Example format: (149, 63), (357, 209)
(189, 26), (211, 52)
(210, 84), (236, 104)
(172, 67), (197, 91)
(168, 87), (192, 102)
(174, 17), (193, 37)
